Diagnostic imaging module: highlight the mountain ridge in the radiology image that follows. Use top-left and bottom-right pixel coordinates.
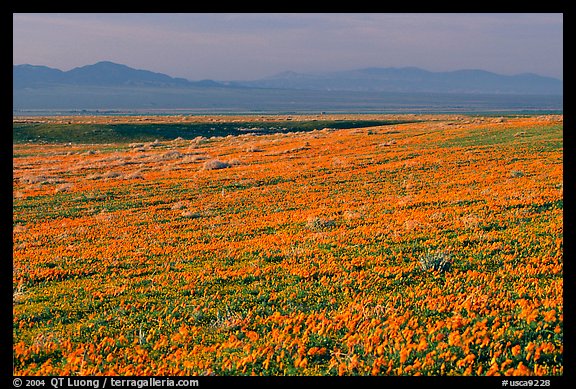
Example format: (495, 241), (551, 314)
(13, 61), (563, 111)
(14, 61), (563, 95)
(231, 66), (562, 95)
(13, 61), (225, 89)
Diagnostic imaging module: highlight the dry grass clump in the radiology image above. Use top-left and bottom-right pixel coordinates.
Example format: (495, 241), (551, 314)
(419, 252), (452, 273)
(123, 171), (144, 180)
(283, 146), (310, 154)
(158, 151), (182, 161)
(192, 136), (207, 145)
(245, 145), (263, 152)
(171, 201), (188, 210)
(211, 310), (243, 331)
(397, 195), (413, 207)
(203, 160), (231, 170)
(54, 183), (73, 193)
(102, 171), (122, 179)
(86, 173), (103, 180)
(379, 140), (397, 147)
(13, 224), (27, 233)
(306, 216), (336, 231)
(13, 282), (26, 304)
(87, 171), (124, 180)
(343, 210), (363, 221)
(182, 154), (210, 163)
(181, 210), (201, 219)
(20, 175), (49, 184)
(331, 157), (347, 168)
(460, 214), (481, 229)
(20, 175), (65, 185)
(147, 140), (165, 148)
(403, 219), (422, 231)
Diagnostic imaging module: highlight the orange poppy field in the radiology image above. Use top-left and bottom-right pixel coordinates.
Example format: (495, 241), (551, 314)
(13, 114), (563, 376)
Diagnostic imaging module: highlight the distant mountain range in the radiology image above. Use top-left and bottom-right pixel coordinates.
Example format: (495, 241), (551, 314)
(13, 61), (563, 112)
(230, 67), (563, 95)
(14, 61), (563, 95)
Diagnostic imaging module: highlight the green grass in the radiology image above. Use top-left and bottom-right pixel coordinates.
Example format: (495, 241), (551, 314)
(13, 119), (417, 144)
(439, 124), (562, 149)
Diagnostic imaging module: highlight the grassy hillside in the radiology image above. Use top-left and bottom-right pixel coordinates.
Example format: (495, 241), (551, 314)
(13, 114), (563, 376)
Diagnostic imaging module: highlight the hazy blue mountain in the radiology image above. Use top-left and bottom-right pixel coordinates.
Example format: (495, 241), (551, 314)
(13, 64), (66, 88)
(231, 67), (563, 95)
(15, 61), (563, 95)
(13, 62), (563, 112)
(13, 61), (222, 89)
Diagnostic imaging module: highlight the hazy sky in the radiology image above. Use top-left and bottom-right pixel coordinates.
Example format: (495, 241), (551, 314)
(13, 13), (563, 81)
